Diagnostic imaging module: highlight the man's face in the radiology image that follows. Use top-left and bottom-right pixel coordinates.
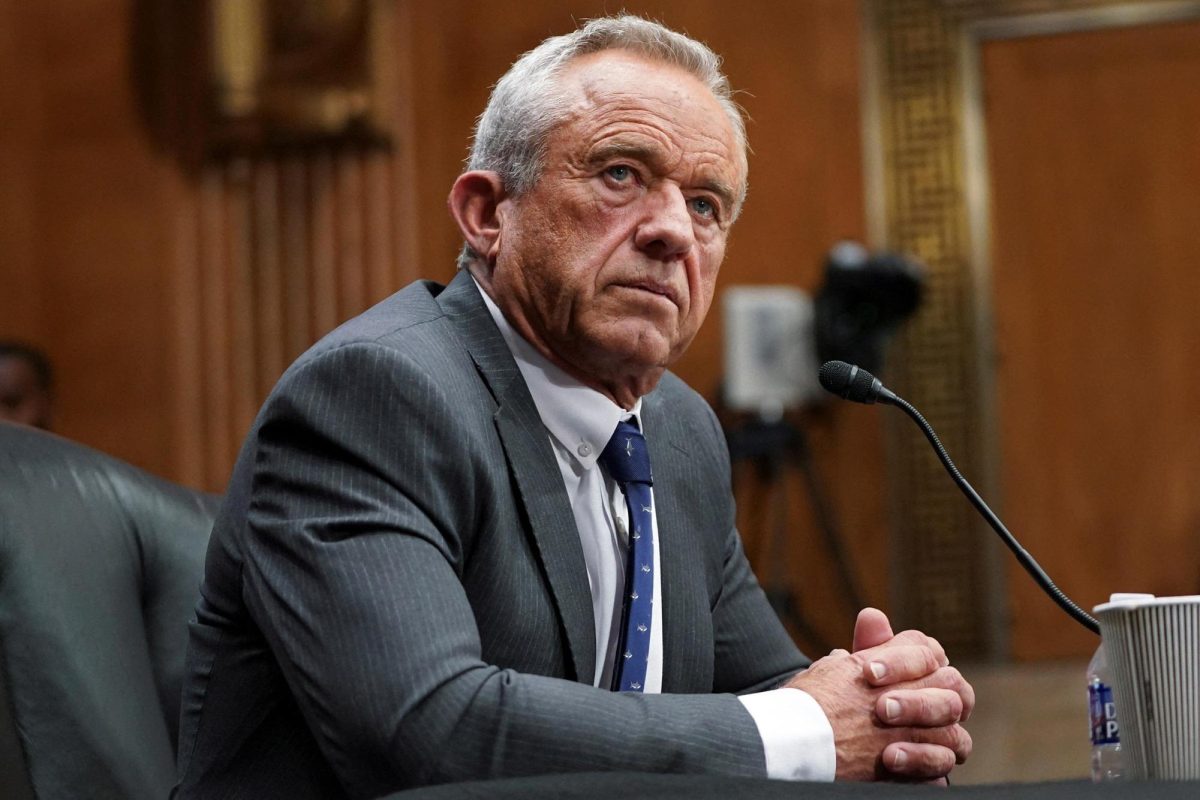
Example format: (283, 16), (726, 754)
(484, 50), (744, 404)
(0, 356), (51, 430)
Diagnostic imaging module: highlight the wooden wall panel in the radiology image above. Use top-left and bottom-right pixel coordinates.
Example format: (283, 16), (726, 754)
(858, 0), (1199, 659)
(1, 2), (414, 489)
(172, 150), (406, 489)
(8, 1), (176, 473)
(167, 168), (207, 488)
(0, 0), (42, 342)
(983, 20), (1200, 659)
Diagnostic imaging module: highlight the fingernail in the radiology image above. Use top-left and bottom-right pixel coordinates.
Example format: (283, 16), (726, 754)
(892, 748), (908, 769)
(870, 661), (887, 680)
(885, 698), (901, 721)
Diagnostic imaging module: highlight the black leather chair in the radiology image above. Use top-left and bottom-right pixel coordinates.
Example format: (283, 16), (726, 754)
(0, 422), (218, 799)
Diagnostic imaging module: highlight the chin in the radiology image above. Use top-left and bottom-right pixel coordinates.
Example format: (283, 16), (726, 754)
(569, 317), (680, 371)
(613, 330), (676, 367)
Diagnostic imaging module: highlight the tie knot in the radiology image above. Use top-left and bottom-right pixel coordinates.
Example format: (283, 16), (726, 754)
(598, 420), (653, 485)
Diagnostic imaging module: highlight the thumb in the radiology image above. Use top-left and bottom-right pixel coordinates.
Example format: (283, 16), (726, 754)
(852, 607), (894, 652)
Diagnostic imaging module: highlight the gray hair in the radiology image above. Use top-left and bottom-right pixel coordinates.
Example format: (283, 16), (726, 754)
(458, 14), (748, 269)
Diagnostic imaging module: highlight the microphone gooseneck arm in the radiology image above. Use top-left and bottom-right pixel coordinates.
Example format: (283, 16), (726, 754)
(887, 393), (1099, 635)
(818, 360), (1099, 635)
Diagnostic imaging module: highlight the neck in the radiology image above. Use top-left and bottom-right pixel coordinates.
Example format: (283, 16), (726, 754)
(513, 316), (661, 411)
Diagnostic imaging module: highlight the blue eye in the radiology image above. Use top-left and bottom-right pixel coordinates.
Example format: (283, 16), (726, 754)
(606, 165), (634, 182)
(690, 197), (717, 219)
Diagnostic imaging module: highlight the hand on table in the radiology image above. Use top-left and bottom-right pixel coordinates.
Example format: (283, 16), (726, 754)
(785, 608), (974, 783)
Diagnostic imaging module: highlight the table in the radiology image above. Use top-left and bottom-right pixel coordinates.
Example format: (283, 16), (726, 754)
(387, 772), (1198, 799)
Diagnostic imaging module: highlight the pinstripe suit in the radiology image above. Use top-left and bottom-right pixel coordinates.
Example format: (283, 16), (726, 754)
(175, 271), (808, 799)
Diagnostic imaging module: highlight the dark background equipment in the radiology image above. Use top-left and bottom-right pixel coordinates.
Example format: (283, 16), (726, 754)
(721, 243), (925, 652)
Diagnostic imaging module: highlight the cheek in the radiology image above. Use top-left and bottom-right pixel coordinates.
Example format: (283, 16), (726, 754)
(686, 284), (715, 332)
(688, 246), (724, 312)
(578, 224), (640, 286)
(508, 209), (571, 281)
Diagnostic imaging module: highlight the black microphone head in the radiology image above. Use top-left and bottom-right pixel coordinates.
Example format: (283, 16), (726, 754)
(818, 360), (854, 394)
(819, 360), (885, 404)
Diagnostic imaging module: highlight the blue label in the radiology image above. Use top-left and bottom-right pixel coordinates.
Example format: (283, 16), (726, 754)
(1089, 682), (1120, 745)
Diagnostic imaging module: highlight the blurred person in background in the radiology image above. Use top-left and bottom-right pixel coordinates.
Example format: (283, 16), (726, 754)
(0, 341), (54, 430)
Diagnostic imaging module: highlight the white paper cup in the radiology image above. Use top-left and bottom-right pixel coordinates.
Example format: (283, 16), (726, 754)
(1094, 595), (1200, 779)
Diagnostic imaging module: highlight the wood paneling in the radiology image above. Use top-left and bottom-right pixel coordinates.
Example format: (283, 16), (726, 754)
(0, 1), (412, 487)
(1, 1), (178, 474)
(0, 1), (42, 341)
(983, 20), (1200, 659)
(170, 151), (406, 489)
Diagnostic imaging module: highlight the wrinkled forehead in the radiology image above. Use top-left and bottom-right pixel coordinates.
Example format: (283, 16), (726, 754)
(554, 50), (748, 194)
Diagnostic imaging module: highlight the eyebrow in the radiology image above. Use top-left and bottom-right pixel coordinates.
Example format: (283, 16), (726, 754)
(587, 141), (659, 168)
(587, 142), (738, 214)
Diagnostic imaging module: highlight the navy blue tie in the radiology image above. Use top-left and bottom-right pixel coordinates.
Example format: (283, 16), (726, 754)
(598, 419), (655, 692)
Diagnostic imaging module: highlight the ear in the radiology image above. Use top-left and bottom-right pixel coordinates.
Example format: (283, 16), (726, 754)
(448, 171), (508, 266)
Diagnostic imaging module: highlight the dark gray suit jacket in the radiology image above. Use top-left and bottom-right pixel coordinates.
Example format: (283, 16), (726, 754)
(175, 272), (808, 799)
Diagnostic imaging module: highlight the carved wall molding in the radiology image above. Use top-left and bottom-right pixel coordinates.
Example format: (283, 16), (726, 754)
(168, 149), (415, 490)
(134, 0), (397, 167)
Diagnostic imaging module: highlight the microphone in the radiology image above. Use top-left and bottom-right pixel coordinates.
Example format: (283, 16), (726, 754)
(818, 360), (898, 405)
(819, 360), (1100, 635)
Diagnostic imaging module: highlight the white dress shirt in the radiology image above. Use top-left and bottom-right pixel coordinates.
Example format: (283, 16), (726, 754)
(476, 279), (835, 781)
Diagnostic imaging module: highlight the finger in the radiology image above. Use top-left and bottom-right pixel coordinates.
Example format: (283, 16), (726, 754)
(903, 723), (973, 764)
(852, 607), (894, 652)
(860, 644), (942, 686)
(881, 742), (957, 780)
(938, 667), (974, 722)
(905, 666), (976, 722)
(887, 630), (948, 667)
(877, 688), (964, 727)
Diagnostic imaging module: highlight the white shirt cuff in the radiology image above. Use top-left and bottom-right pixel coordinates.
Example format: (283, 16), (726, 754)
(738, 687), (836, 782)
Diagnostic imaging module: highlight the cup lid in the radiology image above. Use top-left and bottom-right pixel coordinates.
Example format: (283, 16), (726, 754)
(1094, 594), (1200, 614)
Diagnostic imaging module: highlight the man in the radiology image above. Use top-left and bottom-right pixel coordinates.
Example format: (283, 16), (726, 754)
(0, 341), (54, 430)
(176, 16), (972, 799)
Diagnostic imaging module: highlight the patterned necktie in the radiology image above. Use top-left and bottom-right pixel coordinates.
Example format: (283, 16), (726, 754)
(598, 419), (655, 692)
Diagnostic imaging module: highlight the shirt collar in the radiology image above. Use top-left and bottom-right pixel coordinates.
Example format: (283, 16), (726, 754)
(473, 275), (641, 470)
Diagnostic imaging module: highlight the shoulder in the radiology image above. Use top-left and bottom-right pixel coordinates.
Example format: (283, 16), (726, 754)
(267, 277), (490, 408)
(291, 279), (454, 370)
(241, 276), (502, 485)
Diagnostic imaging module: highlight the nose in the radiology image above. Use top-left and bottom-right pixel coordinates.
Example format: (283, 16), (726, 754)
(634, 184), (694, 261)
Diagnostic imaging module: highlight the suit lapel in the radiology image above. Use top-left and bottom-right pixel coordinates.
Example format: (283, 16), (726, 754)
(437, 272), (597, 686)
(642, 395), (708, 693)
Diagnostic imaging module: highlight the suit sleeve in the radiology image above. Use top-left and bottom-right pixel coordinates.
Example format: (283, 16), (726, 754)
(239, 342), (770, 799)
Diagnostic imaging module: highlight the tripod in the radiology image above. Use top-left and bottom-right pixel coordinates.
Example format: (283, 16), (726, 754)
(725, 414), (868, 655)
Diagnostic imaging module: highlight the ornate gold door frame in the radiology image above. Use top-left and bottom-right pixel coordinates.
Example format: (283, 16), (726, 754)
(861, 0), (1200, 658)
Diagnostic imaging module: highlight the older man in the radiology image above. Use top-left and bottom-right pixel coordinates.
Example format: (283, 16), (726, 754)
(176, 16), (972, 799)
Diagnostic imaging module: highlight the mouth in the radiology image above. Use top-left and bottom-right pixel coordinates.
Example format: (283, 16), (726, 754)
(617, 280), (681, 309)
